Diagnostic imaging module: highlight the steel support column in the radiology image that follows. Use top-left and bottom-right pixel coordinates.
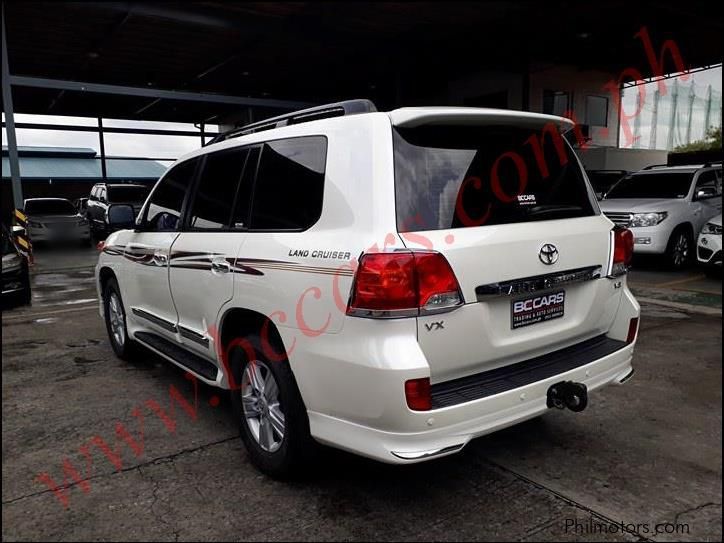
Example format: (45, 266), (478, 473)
(98, 117), (107, 182)
(1, 5), (23, 210)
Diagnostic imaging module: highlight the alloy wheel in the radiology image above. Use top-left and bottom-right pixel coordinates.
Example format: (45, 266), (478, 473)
(108, 292), (126, 347)
(673, 234), (690, 267)
(241, 360), (285, 453)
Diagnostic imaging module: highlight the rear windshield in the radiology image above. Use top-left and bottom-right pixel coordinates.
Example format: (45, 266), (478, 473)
(107, 186), (149, 203)
(394, 125), (595, 232)
(24, 199), (76, 216)
(605, 172), (693, 199)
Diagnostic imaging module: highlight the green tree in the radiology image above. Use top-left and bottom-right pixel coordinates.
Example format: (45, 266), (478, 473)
(674, 126), (722, 152)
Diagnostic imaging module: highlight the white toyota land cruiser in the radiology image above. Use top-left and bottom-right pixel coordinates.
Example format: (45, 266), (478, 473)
(96, 100), (640, 477)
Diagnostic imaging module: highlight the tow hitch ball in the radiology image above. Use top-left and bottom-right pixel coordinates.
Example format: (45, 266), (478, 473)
(547, 381), (588, 412)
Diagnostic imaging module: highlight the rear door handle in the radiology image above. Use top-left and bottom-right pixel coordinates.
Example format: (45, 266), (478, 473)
(211, 257), (231, 274)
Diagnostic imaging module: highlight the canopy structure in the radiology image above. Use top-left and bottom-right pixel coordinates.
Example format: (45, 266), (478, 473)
(2, 1), (722, 209)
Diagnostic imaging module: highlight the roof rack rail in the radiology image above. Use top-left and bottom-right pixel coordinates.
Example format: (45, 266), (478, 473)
(641, 163), (669, 170)
(703, 160), (722, 167)
(209, 99), (377, 144)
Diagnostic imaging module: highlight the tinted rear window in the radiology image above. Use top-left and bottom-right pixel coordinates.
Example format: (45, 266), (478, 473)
(394, 125), (595, 232)
(24, 199), (76, 216)
(107, 186), (150, 203)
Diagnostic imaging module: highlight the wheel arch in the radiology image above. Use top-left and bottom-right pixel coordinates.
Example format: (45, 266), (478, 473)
(667, 221), (695, 245)
(98, 266), (117, 297)
(217, 307), (290, 369)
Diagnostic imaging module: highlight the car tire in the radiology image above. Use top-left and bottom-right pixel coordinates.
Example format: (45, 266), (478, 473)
(103, 277), (137, 359)
(665, 228), (693, 270)
(229, 334), (317, 478)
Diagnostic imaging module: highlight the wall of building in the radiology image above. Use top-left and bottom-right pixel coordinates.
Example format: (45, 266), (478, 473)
(445, 65), (620, 148)
(577, 147), (668, 171)
(447, 71), (525, 110)
(528, 65), (619, 147)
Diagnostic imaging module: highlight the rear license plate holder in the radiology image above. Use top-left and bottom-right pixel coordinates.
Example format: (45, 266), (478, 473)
(511, 290), (565, 329)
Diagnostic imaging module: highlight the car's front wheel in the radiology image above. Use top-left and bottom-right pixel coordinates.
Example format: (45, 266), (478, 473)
(665, 228), (693, 270)
(229, 334), (316, 478)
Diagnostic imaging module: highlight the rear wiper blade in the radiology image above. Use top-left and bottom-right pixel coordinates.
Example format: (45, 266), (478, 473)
(524, 205), (584, 217)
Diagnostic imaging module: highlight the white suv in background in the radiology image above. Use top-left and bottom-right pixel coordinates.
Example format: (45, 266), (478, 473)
(599, 164), (722, 269)
(697, 213), (722, 272)
(96, 101), (640, 477)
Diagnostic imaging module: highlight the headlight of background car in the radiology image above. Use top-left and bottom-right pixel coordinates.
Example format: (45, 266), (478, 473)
(630, 212), (668, 227)
(703, 222), (723, 235)
(27, 220), (43, 228)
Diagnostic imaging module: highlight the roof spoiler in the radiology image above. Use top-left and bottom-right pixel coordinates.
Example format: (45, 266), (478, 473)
(209, 99), (377, 144)
(388, 107), (575, 133)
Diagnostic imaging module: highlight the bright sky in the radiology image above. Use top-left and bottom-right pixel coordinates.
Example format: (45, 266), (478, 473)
(2, 114), (218, 163)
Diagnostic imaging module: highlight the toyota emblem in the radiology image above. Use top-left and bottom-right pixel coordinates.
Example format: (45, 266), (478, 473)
(539, 244), (559, 265)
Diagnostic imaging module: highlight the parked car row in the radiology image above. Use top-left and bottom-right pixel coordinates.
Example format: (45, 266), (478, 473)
(86, 183), (149, 239)
(1, 224), (31, 306)
(20, 183), (150, 247)
(598, 162), (722, 270)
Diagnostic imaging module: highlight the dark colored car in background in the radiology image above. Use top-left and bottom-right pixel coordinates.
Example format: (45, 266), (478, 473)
(2, 225), (31, 307)
(86, 183), (150, 239)
(586, 169), (630, 199)
(75, 197), (89, 218)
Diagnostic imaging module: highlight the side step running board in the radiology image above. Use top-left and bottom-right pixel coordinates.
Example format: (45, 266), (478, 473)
(135, 331), (219, 382)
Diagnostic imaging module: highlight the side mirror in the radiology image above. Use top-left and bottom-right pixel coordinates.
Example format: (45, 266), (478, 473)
(695, 187), (717, 200)
(107, 204), (136, 229)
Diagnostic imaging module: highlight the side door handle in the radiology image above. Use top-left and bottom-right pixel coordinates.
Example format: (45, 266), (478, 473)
(211, 257), (231, 274)
(153, 250), (169, 267)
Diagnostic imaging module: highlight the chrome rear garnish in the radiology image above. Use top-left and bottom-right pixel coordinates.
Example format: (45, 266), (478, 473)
(475, 266), (602, 300)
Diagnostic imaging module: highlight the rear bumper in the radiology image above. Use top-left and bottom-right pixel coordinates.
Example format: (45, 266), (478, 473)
(28, 226), (90, 242)
(286, 282), (639, 464)
(309, 341), (634, 464)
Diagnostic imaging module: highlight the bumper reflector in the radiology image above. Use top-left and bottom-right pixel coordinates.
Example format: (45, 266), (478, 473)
(405, 378), (432, 411)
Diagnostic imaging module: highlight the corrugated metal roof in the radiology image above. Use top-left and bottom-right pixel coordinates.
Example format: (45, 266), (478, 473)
(2, 156), (168, 181)
(2, 146), (98, 157)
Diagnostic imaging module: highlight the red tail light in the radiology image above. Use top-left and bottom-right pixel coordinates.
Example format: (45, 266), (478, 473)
(626, 317), (639, 344)
(347, 251), (462, 317)
(96, 240), (106, 252)
(405, 378), (432, 411)
(611, 228), (634, 276)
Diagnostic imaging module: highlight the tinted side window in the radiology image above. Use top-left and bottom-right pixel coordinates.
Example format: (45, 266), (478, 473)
(696, 171), (721, 196)
(249, 136), (327, 230)
(231, 147), (260, 229)
(146, 159), (198, 232)
(189, 149), (249, 229)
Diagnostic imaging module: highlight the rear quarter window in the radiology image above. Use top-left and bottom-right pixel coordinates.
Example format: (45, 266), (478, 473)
(249, 136), (327, 231)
